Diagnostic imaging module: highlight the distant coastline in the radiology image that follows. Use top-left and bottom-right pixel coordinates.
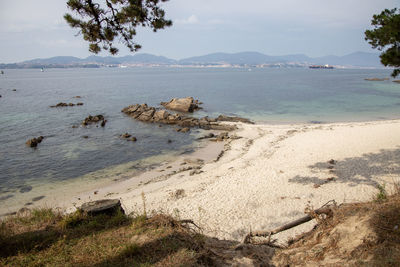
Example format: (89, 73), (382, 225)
(0, 51), (385, 70)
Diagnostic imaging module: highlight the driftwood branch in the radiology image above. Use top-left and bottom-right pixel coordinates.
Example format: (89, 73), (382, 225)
(242, 201), (336, 244)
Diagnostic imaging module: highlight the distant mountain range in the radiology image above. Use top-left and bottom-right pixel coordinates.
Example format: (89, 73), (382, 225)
(0, 51), (383, 68)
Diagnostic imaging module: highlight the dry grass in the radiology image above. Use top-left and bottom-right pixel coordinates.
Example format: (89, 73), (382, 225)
(0, 209), (212, 266)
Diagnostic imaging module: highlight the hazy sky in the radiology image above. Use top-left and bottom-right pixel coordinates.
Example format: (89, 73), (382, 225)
(0, 0), (399, 62)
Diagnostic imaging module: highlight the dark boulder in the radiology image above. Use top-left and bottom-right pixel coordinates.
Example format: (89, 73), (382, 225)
(82, 114), (106, 127)
(50, 102), (82, 108)
(79, 199), (125, 215)
(26, 136), (45, 147)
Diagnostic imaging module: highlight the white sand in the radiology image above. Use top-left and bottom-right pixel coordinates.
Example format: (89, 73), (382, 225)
(7, 120), (400, 244)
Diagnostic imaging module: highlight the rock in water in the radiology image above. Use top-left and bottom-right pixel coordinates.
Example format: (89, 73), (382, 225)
(26, 136), (45, 147)
(121, 133), (131, 138)
(180, 127), (190, 133)
(82, 114), (106, 127)
(160, 97), (200, 112)
(79, 199), (125, 215)
(364, 78), (389, 81)
(26, 139), (37, 147)
(216, 115), (254, 124)
(153, 110), (169, 121)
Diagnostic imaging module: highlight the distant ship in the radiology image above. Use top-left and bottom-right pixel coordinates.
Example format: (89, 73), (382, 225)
(309, 64), (334, 69)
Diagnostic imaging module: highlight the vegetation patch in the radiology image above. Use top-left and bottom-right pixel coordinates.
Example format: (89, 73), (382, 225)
(0, 209), (211, 266)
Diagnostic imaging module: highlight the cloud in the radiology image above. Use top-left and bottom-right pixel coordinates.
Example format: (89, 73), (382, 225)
(175, 15), (199, 24)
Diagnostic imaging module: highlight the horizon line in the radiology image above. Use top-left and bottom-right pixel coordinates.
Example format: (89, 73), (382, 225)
(0, 50), (381, 64)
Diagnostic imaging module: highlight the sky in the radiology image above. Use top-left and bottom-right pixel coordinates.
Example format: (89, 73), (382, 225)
(0, 0), (399, 63)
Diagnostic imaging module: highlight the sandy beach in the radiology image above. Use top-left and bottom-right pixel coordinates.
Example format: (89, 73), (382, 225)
(5, 119), (400, 244)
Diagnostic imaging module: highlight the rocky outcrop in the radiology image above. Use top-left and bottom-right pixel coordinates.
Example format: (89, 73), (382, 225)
(82, 115), (107, 127)
(26, 136), (44, 147)
(79, 199), (125, 215)
(122, 103), (246, 131)
(197, 133), (215, 140)
(216, 115), (254, 124)
(160, 97), (201, 112)
(50, 102), (84, 108)
(365, 78), (389, 81)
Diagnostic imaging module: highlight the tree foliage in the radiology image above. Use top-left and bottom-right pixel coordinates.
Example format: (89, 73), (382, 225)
(64, 0), (172, 55)
(365, 8), (400, 77)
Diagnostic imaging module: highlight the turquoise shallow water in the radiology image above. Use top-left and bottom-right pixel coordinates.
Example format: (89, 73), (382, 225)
(0, 67), (399, 201)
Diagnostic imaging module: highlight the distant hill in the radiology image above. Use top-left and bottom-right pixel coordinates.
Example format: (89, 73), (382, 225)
(312, 52), (382, 67)
(1, 51), (383, 68)
(179, 51), (381, 67)
(23, 56), (83, 64)
(83, 53), (177, 64)
(118, 54), (177, 64)
(179, 52), (314, 65)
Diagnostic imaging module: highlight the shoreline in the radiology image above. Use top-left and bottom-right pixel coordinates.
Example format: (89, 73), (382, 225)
(0, 131), (225, 217)
(3, 119), (400, 244)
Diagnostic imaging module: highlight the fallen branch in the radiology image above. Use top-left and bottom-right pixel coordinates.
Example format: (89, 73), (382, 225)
(242, 201), (336, 244)
(179, 219), (202, 230)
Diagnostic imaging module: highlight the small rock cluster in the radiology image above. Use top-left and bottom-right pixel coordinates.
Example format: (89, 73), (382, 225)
(26, 136), (44, 147)
(82, 115), (107, 127)
(212, 132), (230, 142)
(120, 133), (137, 142)
(50, 102), (84, 108)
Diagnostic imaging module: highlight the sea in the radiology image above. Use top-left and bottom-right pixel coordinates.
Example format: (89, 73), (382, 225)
(0, 67), (399, 208)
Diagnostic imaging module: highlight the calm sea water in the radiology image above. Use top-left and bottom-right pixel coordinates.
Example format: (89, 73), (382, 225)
(0, 67), (399, 201)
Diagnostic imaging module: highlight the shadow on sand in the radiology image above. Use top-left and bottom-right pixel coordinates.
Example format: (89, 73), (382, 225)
(289, 147), (400, 187)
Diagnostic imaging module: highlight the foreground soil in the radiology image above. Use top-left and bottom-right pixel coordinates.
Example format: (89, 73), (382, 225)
(273, 191), (400, 266)
(1, 191), (399, 266)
